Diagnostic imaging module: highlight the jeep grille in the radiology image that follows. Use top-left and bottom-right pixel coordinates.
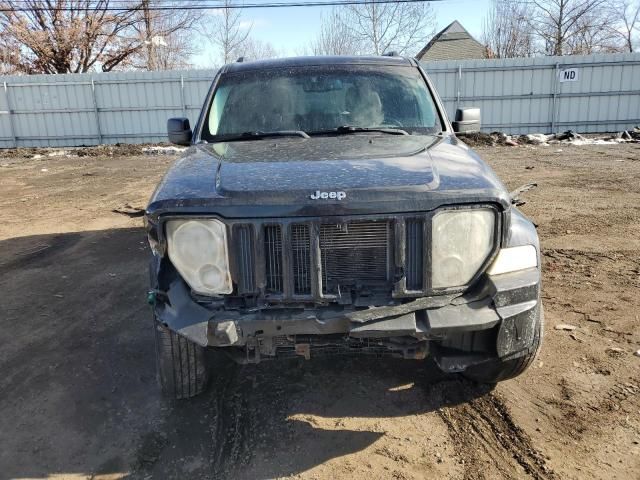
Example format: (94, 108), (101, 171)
(227, 209), (500, 303)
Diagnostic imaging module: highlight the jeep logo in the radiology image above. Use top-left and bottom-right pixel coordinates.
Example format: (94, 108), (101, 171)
(310, 190), (346, 200)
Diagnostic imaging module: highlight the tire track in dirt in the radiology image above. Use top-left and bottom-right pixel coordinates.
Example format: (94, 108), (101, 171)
(210, 361), (315, 479)
(210, 361), (248, 478)
(545, 377), (639, 440)
(438, 391), (555, 480)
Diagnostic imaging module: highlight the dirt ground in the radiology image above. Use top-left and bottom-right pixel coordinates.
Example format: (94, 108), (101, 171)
(0, 142), (638, 480)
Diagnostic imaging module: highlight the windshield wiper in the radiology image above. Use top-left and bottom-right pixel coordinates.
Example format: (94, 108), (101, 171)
(310, 125), (409, 136)
(211, 130), (310, 142)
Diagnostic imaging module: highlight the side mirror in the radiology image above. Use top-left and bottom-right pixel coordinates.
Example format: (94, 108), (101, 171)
(452, 108), (481, 134)
(167, 117), (192, 146)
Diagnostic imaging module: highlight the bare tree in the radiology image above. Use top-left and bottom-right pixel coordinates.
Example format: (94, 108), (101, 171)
(136, 23), (199, 70)
(233, 37), (278, 61)
(482, 0), (535, 58)
(203, 0), (252, 65)
(0, 0), (199, 73)
(564, 5), (624, 54)
(612, 0), (640, 51)
(132, 0), (201, 70)
(0, 0), (143, 73)
(342, 0), (436, 56)
(311, 8), (362, 56)
(0, 40), (20, 74)
(528, 0), (614, 55)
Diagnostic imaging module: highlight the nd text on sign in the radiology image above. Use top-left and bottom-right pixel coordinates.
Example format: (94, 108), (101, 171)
(559, 68), (580, 82)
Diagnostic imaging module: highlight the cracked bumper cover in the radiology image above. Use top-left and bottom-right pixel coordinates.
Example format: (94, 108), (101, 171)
(154, 266), (541, 361)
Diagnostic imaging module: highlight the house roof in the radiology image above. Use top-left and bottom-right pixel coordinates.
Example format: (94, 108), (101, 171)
(416, 21), (486, 61)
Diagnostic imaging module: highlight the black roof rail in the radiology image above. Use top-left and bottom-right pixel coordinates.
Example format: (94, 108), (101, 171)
(236, 56), (245, 63)
(382, 51), (400, 57)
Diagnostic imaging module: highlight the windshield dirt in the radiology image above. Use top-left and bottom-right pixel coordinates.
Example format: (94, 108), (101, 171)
(202, 65), (442, 140)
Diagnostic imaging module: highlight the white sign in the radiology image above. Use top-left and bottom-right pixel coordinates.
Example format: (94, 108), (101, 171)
(151, 36), (167, 47)
(559, 68), (579, 82)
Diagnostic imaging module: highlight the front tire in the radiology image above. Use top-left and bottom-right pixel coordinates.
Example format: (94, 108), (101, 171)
(463, 305), (544, 384)
(154, 320), (210, 399)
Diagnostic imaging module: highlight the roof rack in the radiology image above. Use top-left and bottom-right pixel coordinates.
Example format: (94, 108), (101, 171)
(382, 51), (400, 57)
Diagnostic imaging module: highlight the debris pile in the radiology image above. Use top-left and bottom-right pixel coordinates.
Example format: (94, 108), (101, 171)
(0, 143), (186, 159)
(462, 131), (515, 147)
(112, 203), (145, 217)
(464, 127), (640, 147)
(141, 145), (187, 155)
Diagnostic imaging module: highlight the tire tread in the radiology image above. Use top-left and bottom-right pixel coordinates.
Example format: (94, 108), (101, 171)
(463, 305), (544, 383)
(154, 321), (209, 399)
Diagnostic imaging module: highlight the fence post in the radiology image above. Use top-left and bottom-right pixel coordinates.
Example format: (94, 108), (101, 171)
(3, 81), (17, 148)
(90, 77), (102, 144)
(551, 63), (559, 133)
(456, 65), (462, 110)
(180, 74), (186, 118)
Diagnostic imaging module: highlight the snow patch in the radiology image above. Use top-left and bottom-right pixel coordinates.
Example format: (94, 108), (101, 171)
(142, 146), (187, 155)
(569, 138), (627, 146)
(47, 150), (70, 157)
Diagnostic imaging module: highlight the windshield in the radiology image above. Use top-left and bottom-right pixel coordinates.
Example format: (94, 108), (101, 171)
(202, 65), (442, 140)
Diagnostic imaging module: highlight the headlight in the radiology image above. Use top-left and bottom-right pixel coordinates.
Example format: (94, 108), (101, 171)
(166, 219), (232, 295)
(487, 245), (537, 275)
(432, 208), (495, 288)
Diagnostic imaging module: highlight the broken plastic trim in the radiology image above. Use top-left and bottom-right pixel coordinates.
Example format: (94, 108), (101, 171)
(510, 182), (537, 206)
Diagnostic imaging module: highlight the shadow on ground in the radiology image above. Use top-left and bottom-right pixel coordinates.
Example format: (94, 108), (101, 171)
(0, 228), (492, 479)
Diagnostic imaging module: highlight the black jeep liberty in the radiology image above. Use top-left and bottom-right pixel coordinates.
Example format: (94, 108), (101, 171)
(145, 56), (542, 399)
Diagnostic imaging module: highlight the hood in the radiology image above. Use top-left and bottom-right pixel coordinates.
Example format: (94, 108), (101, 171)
(147, 135), (510, 219)
(213, 136), (438, 196)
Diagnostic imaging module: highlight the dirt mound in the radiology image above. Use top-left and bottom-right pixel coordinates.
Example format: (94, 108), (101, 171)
(462, 131), (518, 147)
(0, 143), (180, 159)
(463, 128), (640, 148)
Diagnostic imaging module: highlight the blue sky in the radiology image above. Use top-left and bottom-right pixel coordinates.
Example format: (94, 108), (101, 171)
(193, 0), (491, 67)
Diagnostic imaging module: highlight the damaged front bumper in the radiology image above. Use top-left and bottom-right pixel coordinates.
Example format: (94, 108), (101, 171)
(153, 266), (541, 368)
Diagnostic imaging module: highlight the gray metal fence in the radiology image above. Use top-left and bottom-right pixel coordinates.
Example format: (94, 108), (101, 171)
(0, 69), (216, 148)
(1, 52), (639, 147)
(426, 52), (640, 135)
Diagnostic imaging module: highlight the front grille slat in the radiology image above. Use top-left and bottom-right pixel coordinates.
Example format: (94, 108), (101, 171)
(406, 219), (424, 290)
(235, 225), (255, 293)
(264, 225), (283, 293)
(291, 224), (311, 295)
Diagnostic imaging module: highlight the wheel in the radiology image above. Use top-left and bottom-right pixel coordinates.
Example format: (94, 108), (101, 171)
(463, 305), (544, 384)
(153, 319), (210, 399)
